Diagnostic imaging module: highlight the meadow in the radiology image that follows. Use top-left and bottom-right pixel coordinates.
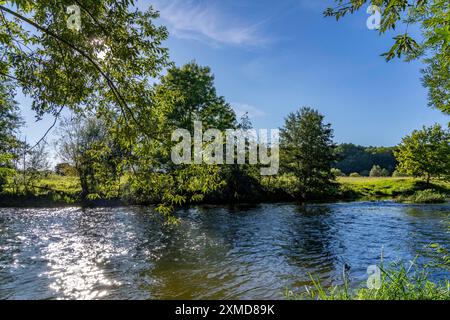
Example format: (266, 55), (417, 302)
(338, 176), (450, 199)
(1, 175), (449, 207)
(0, 175), (81, 206)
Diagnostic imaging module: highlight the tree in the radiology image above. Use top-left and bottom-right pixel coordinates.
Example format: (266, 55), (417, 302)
(0, 154), (15, 193)
(0, 80), (22, 192)
(334, 143), (397, 175)
(56, 116), (124, 199)
(325, 0), (450, 114)
(394, 124), (450, 184)
(1, 1), (170, 123)
(127, 62), (237, 213)
(55, 163), (77, 176)
(331, 168), (346, 177)
(280, 107), (337, 199)
(216, 112), (264, 202)
(369, 164), (390, 177)
(1, 0), (171, 201)
(156, 62), (236, 131)
(381, 168), (390, 177)
(370, 165), (383, 177)
(24, 144), (50, 190)
(392, 169), (408, 177)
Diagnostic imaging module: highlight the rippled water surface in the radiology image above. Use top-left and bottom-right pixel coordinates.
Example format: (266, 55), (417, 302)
(0, 202), (449, 299)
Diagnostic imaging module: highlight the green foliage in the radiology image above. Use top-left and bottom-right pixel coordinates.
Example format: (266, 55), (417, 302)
(1, 0), (447, 216)
(421, 0), (450, 113)
(280, 107), (337, 199)
(337, 176), (450, 199)
(369, 164), (390, 177)
(426, 241), (450, 271)
(0, 154), (15, 193)
(394, 124), (450, 184)
(397, 189), (447, 203)
(128, 62), (237, 213)
(349, 172), (361, 177)
(0, 174), (81, 206)
(286, 260), (450, 300)
(331, 168), (346, 177)
(381, 33), (421, 61)
(370, 165), (383, 177)
(392, 169), (408, 177)
(0, 79), (22, 192)
(3, 174), (449, 206)
(1, 0), (170, 122)
(0, 80), (22, 153)
(23, 144), (51, 191)
(335, 143), (396, 176)
(325, 0), (450, 114)
(0, 0), (175, 211)
(211, 113), (264, 202)
(56, 116), (124, 199)
(34, 175), (81, 196)
(156, 62), (236, 131)
(260, 173), (299, 200)
(55, 163), (77, 176)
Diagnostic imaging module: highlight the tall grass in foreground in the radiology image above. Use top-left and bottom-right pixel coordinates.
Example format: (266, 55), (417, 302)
(286, 219), (450, 300)
(286, 249), (450, 300)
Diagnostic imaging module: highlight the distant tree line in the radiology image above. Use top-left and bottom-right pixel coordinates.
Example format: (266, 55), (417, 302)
(334, 144), (397, 176)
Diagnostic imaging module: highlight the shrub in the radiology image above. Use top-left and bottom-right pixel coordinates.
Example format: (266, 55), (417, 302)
(331, 168), (345, 177)
(397, 189), (447, 204)
(0, 168), (12, 193)
(369, 165), (383, 177)
(392, 170), (408, 177)
(349, 172), (361, 177)
(55, 163), (77, 176)
(0, 154), (15, 193)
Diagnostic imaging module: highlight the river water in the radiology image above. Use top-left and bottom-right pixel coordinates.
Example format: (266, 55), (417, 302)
(0, 202), (448, 299)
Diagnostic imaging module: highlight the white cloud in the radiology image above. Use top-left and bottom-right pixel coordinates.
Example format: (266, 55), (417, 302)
(152, 0), (268, 46)
(232, 103), (267, 119)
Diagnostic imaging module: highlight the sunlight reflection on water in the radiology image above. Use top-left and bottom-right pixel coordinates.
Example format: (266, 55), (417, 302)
(0, 202), (448, 299)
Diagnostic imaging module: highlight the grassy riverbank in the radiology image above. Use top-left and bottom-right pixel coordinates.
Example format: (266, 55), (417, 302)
(285, 261), (450, 300)
(285, 229), (450, 300)
(337, 177), (450, 200)
(0, 175), (82, 207)
(0, 175), (449, 207)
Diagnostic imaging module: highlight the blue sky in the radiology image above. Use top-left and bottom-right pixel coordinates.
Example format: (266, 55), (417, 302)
(18, 0), (449, 149)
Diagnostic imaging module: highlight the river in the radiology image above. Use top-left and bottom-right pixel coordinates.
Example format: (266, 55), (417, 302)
(0, 201), (449, 299)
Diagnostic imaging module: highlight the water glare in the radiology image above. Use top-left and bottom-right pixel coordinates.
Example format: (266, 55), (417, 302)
(0, 202), (448, 299)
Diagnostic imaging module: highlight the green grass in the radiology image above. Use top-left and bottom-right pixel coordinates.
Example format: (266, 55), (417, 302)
(30, 175), (81, 195)
(286, 229), (450, 300)
(262, 175), (450, 202)
(285, 260), (450, 300)
(0, 174), (81, 206)
(397, 189), (448, 204)
(1, 175), (449, 206)
(337, 177), (450, 201)
(8, 174), (81, 196)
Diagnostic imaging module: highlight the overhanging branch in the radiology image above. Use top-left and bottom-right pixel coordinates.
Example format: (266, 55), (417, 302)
(0, 5), (139, 130)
